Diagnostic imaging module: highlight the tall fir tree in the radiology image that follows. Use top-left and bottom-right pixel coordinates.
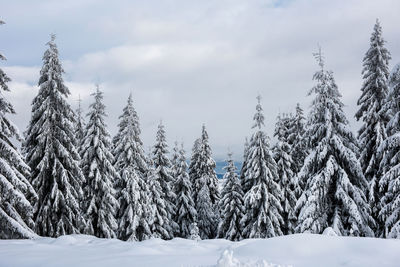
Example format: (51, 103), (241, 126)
(217, 152), (245, 241)
(170, 141), (180, 181)
(113, 94), (152, 241)
(0, 20), (37, 239)
(379, 64), (400, 238)
(355, 20), (391, 234)
(152, 121), (179, 238)
(173, 143), (197, 238)
(273, 114), (298, 235)
(189, 125), (220, 238)
(80, 86), (119, 238)
(147, 155), (171, 239)
(295, 50), (374, 237)
(75, 95), (85, 146)
(23, 34), (85, 237)
(287, 103), (307, 175)
(240, 137), (250, 193)
(241, 95), (284, 238)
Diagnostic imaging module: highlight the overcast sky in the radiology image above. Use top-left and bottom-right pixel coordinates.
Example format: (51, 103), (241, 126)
(1, 0), (399, 161)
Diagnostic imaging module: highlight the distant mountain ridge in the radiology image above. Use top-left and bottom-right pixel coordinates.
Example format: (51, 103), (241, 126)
(215, 161), (242, 179)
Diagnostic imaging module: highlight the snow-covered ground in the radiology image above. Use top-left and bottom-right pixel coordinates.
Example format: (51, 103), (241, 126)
(0, 233), (399, 267)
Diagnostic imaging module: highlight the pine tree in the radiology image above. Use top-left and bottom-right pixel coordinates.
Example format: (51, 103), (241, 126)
(147, 156), (171, 239)
(240, 138), (250, 193)
(273, 114), (298, 235)
(174, 143), (197, 238)
(80, 86), (119, 238)
(113, 94), (152, 241)
(295, 49), (374, 237)
(379, 64), (400, 238)
(217, 152), (244, 241)
(355, 20), (391, 234)
(241, 95), (284, 238)
(287, 104), (307, 175)
(0, 20), (37, 239)
(152, 121), (179, 238)
(23, 34), (85, 237)
(189, 125), (220, 238)
(75, 95), (85, 146)
(170, 141), (180, 181)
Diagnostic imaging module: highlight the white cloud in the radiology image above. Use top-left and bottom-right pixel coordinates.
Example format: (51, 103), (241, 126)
(2, 0), (400, 160)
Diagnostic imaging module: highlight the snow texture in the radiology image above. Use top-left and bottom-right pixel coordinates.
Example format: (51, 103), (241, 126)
(0, 234), (399, 267)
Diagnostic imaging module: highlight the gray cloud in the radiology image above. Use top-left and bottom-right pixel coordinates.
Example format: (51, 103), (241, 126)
(1, 0), (399, 160)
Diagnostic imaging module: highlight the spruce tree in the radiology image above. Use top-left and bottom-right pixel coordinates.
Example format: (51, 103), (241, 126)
(295, 50), (374, 237)
(80, 86), (119, 238)
(147, 156), (171, 239)
(152, 121), (179, 238)
(23, 34), (85, 237)
(240, 138), (250, 194)
(355, 20), (391, 233)
(0, 20), (37, 239)
(217, 152), (245, 241)
(241, 95), (284, 238)
(174, 143), (197, 238)
(273, 114), (298, 235)
(190, 125), (220, 238)
(379, 64), (400, 238)
(170, 141), (180, 181)
(113, 94), (152, 241)
(287, 104), (307, 175)
(75, 95), (85, 146)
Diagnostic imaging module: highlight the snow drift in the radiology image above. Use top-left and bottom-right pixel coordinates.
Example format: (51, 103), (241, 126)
(1, 233), (400, 267)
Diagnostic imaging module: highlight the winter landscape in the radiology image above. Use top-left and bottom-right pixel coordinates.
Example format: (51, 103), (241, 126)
(1, 1), (400, 266)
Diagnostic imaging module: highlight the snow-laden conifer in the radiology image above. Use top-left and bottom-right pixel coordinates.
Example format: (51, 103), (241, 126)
(189, 125), (220, 238)
(113, 94), (152, 241)
(241, 95), (284, 238)
(0, 20), (37, 239)
(287, 104), (307, 175)
(240, 138), (250, 194)
(355, 20), (391, 232)
(379, 64), (400, 238)
(80, 86), (119, 238)
(174, 143), (197, 238)
(217, 152), (244, 241)
(23, 34), (85, 237)
(170, 141), (180, 180)
(295, 50), (374, 237)
(147, 155), (171, 239)
(273, 114), (298, 235)
(152, 121), (179, 238)
(75, 95), (85, 146)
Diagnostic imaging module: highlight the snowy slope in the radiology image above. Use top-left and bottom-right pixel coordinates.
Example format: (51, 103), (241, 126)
(0, 234), (399, 267)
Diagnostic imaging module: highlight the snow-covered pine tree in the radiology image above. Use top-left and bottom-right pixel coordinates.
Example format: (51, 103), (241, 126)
(113, 94), (152, 241)
(379, 64), (400, 238)
(217, 152), (244, 241)
(80, 85), (119, 238)
(0, 20), (37, 239)
(152, 121), (179, 238)
(147, 155), (171, 239)
(241, 95), (284, 238)
(190, 125), (220, 238)
(287, 103), (307, 175)
(295, 49), (374, 237)
(355, 19), (391, 234)
(75, 95), (85, 146)
(188, 137), (201, 199)
(170, 141), (180, 181)
(23, 34), (85, 237)
(240, 138), (250, 194)
(174, 143), (197, 238)
(273, 114), (298, 235)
